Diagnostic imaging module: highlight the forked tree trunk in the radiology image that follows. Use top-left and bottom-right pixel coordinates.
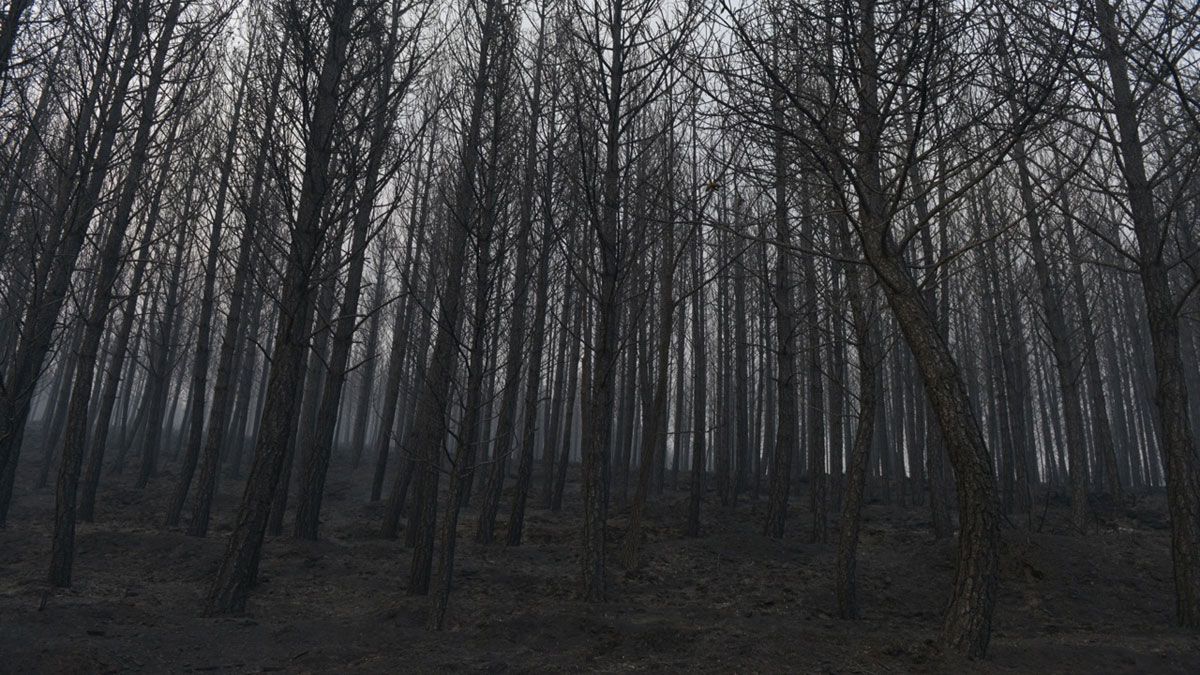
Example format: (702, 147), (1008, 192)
(294, 9), (402, 540)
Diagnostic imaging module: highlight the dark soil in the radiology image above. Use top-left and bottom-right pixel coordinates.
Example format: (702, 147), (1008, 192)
(2, 455), (1198, 673)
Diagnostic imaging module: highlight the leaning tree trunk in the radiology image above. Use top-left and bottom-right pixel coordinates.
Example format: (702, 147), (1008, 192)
(1095, 0), (1200, 628)
(134, 191), (194, 489)
(474, 171), (536, 543)
(205, 0), (355, 615)
(78, 110), (184, 523)
(372, 130), (434, 505)
(854, 0), (999, 656)
(425, 179), (500, 619)
(272, 268), (336, 536)
(862, 235), (1001, 657)
(382, 0), (498, 592)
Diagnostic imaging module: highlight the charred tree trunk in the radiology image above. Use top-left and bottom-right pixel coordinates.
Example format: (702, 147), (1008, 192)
(205, 0), (356, 614)
(1094, 0), (1200, 628)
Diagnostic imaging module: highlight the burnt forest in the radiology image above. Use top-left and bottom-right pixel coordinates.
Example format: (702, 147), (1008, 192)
(2, 0), (1200, 672)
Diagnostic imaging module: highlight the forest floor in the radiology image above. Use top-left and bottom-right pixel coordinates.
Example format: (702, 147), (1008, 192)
(2, 453), (1199, 674)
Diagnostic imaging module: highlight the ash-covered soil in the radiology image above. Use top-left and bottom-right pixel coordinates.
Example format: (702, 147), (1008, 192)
(2, 453), (1198, 673)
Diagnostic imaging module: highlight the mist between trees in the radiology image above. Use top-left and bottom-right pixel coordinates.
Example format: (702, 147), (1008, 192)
(0, 0), (1198, 664)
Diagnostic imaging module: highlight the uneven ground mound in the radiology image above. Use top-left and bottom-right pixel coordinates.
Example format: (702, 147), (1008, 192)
(2, 461), (1198, 673)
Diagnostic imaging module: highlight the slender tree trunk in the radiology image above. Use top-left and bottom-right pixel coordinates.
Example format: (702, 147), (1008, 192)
(835, 262), (878, 619)
(1061, 189), (1122, 501)
(134, 200), (193, 488)
(803, 223), (827, 543)
(733, 208), (751, 504)
(78, 110), (183, 523)
(506, 222), (553, 545)
(686, 231), (706, 537)
(166, 35), (250, 528)
(226, 293), (265, 481)
(541, 279), (572, 509)
(764, 103), (797, 539)
(1011, 137), (1089, 531)
(372, 128), (434, 505)
(621, 130), (678, 566)
(294, 13), (402, 540)
(350, 262), (387, 468)
(551, 291), (583, 512)
(187, 33), (283, 536)
(0, 0), (33, 80)
(38, 326), (85, 491)
(384, 0), (501, 594)
(671, 302), (687, 489)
